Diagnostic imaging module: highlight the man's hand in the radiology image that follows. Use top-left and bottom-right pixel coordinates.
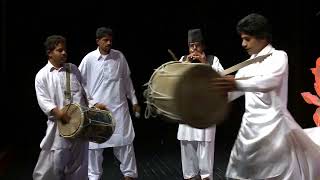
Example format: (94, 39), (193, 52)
(94, 103), (108, 111)
(59, 112), (71, 124)
(51, 108), (71, 124)
(187, 51), (207, 63)
(132, 104), (141, 118)
(209, 75), (237, 93)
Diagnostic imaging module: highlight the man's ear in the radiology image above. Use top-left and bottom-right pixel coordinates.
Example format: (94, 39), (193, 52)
(47, 50), (51, 57)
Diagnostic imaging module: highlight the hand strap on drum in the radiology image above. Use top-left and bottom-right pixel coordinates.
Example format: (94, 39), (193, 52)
(65, 63), (72, 103)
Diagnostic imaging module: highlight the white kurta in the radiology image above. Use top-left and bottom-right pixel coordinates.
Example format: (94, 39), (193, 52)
(177, 55), (224, 141)
(79, 48), (138, 149)
(226, 44), (320, 179)
(34, 62), (89, 180)
(35, 62), (90, 150)
(303, 127), (320, 146)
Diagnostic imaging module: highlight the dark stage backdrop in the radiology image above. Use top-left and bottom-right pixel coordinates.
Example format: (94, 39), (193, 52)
(2, 0), (320, 151)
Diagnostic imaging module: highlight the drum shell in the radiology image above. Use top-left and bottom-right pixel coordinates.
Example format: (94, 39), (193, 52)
(145, 61), (228, 128)
(83, 108), (115, 144)
(58, 103), (115, 143)
(174, 63), (229, 128)
(148, 62), (192, 122)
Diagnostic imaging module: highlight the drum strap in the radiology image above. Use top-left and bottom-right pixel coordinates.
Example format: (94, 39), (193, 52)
(64, 63), (90, 107)
(80, 85), (89, 107)
(65, 63), (72, 103)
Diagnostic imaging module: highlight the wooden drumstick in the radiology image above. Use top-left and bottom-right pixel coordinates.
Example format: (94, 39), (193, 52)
(221, 53), (272, 76)
(234, 76), (254, 80)
(168, 49), (179, 61)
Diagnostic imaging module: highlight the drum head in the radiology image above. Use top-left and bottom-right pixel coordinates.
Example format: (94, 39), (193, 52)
(174, 63), (229, 129)
(85, 109), (115, 144)
(58, 103), (84, 137)
(148, 61), (187, 121)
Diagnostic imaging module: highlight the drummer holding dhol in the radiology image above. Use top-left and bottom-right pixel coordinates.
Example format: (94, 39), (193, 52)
(33, 35), (104, 180)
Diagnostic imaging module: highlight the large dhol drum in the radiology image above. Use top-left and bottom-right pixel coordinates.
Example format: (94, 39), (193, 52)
(144, 61), (228, 129)
(58, 103), (115, 144)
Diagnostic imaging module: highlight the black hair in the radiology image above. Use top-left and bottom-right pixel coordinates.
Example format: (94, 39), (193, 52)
(44, 35), (66, 54)
(237, 13), (272, 42)
(96, 27), (113, 39)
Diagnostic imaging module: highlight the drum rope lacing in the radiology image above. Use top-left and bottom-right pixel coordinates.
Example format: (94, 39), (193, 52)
(63, 104), (114, 128)
(144, 61), (182, 120)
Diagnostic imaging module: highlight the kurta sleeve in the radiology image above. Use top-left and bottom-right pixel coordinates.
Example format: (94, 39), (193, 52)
(236, 52), (288, 92)
(212, 55), (245, 101)
(211, 56), (224, 73)
(72, 64), (95, 107)
(78, 57), (97, 107)
(179, 56), (184, 62)
(35, 74), (56, 116)
(228, 91), (245, 102)
(123, 56), (138, 105)
(211, 56), (245, 102)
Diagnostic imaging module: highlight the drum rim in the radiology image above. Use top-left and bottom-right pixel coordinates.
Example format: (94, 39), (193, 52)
(58, 103), (85, 138)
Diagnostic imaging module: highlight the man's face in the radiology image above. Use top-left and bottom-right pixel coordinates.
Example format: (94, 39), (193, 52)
(188, 41), (204, 54)
(240, 33), (267, 55)
(97, 35), (112, 54)
(48, 43), (67, 67)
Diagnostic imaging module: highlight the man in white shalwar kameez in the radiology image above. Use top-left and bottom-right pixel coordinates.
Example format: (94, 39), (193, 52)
(215, 13), (320, 180)
(177, 29), (224, 180)
(33, 35), (95, 180)
(79, 27), (140, 180)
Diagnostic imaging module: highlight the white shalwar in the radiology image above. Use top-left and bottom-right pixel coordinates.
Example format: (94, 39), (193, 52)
(33, 62), (89, 180)
(79, 48), (138, 179)
(177, 55), (224, 180)
(226, 44), (320, 180)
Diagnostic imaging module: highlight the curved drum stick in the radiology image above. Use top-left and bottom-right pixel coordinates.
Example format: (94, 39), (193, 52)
(168, 49), (179, 61)
(221, 53), (272, 76)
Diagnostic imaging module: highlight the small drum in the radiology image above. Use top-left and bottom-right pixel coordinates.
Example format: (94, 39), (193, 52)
(144, 61), (228, 129)
(58, 103), (115, 144)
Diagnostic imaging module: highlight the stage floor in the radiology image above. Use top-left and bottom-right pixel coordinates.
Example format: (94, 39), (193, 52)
(1, 117), (239, 180)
